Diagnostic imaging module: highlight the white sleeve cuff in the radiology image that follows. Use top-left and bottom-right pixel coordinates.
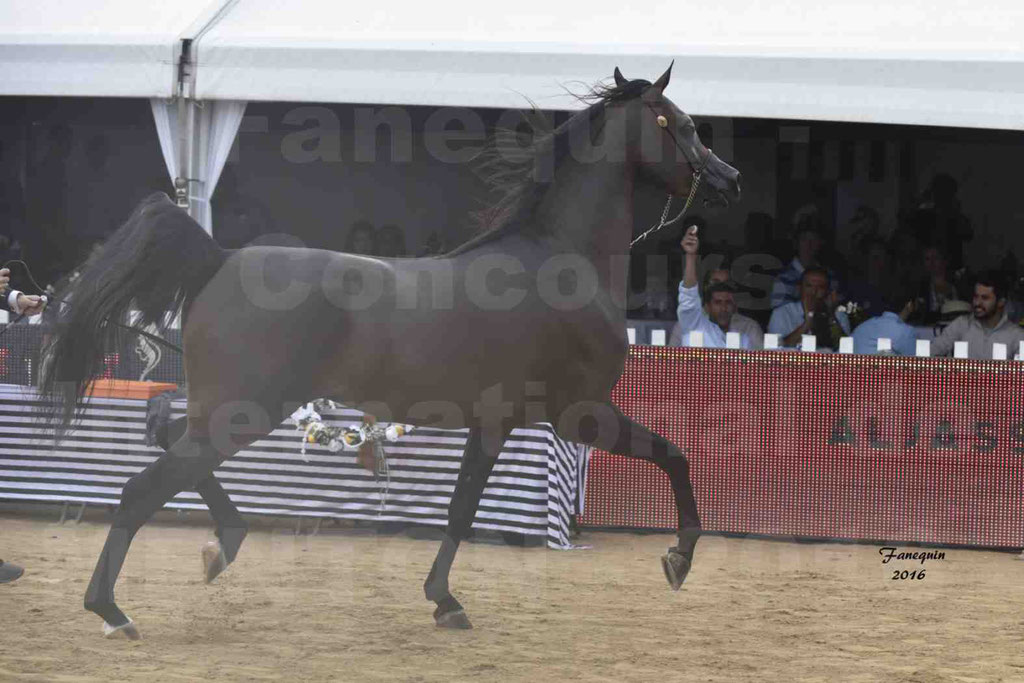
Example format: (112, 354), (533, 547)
(7, 290), (22, 314)
(677, 283), (700, 304)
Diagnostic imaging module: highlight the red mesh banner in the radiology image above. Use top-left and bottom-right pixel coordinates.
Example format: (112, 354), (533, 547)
(102, 353), (120, 380)
(580, 347), (1024, 548)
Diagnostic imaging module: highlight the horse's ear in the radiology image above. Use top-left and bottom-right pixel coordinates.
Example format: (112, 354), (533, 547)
(652, 61), (674, 93)
(613, 67), (627, 87)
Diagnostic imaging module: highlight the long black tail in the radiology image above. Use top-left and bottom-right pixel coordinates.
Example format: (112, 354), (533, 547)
(39, 192), (225, 439)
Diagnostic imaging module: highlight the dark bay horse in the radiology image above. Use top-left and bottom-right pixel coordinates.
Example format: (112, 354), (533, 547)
(41, 65), (741, 637)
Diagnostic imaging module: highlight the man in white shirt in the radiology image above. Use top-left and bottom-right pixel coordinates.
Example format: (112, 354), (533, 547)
(674, 226), (753, 349)
(670, 266), (763, 348)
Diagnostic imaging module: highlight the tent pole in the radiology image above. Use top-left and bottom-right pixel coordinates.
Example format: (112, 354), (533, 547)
(174, 98), (189, 209)
(174, 39), (193, 211)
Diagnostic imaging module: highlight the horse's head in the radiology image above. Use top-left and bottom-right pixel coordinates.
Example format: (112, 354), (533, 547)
(616, 64), (741, 208)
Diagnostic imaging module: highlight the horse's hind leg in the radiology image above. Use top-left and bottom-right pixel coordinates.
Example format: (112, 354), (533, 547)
(162, 415), (247, 583)
(85, 393), (291, 637)
(423, 426), (508, 629)
(583, 403), (701, 591)
(84, 437), (222, 638)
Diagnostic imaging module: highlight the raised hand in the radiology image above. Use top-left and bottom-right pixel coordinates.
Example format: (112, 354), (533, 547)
(680, 225), (699, 255)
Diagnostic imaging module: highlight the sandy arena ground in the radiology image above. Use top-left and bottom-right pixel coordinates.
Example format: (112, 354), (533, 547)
(2, 513), (1024, 682)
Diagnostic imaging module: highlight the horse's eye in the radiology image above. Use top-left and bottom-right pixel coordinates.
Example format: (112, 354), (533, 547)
(656, 115), (668, 128)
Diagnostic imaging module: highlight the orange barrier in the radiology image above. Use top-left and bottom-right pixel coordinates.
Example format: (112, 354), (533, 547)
(86, 379), (178, 400)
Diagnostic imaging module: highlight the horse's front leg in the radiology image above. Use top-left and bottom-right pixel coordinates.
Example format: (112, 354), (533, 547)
(583, 402), (702, 590)
(424, 426), (507, 629)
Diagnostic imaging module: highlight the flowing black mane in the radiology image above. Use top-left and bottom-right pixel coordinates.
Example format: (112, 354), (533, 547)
(445, 78), (652, 257)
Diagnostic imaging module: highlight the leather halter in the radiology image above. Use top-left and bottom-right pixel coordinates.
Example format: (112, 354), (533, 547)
(630, 102), (713, 249)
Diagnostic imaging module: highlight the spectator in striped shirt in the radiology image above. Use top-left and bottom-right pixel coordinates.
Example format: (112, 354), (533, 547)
(770, 223), (826, 309)
(768, 267), (851, 349)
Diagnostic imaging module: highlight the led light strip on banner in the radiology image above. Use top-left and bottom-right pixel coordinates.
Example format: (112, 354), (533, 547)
(582, 347), (1024, 548)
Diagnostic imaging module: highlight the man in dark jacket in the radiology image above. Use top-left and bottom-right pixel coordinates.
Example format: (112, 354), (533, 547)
(0, 266), (46, 316)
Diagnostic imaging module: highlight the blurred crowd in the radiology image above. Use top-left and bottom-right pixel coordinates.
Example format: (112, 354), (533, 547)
(3, 123), (1023, 362)
(660, 173), (1024, 359)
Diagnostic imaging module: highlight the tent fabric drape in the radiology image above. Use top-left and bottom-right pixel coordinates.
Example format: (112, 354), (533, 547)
(192, 99), (247, 232)
(150, 99), (181, 182)
(150, 98), (246, 234)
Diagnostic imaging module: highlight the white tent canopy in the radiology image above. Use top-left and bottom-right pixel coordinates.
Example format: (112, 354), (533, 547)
(3, 0), (1023, 130)
(2, 0), (1023, 232)
(193, 0), (1024, 130)
(0, 0), (225, 98)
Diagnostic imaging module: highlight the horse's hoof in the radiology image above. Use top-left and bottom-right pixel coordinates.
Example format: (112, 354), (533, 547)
(434, 608), (473, 630)
(202, 541), (228, 584)
(103, 617), (141, 640)
(661, 550), (692, 592)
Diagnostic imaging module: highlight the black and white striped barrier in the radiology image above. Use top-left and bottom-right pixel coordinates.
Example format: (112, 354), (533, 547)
(0, 386), (589, 549)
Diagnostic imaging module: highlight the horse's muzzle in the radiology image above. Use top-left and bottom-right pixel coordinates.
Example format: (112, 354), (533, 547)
(703, 152), (742, 207)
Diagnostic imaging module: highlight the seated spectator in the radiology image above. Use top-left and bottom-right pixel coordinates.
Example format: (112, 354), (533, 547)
(915, 245), (965, 325)
(344, 220), (377, 255)
(418, 230), (445, 257)
(670, 263), (763, 348)
(840, 204), (882, 258)
(212, 165), (273, 249)
(0, 234), (21, 264)
(768, 267), (851, 349)
(1005, 276), (1024, 328)
(931, 271), (1024, 360)
(743, 211), (775, 255)
(846, 237), (891, 316)
(889, 220), (924, 286)
(914, 173), (973, 272)
(851, 279), (919, 355)
(673, 226), (753, 349)
(770, 224), (826, 309)
(377, 224), (407, 257)
(929, 300), (971, 337)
